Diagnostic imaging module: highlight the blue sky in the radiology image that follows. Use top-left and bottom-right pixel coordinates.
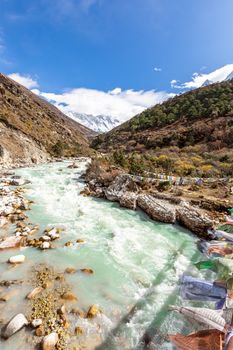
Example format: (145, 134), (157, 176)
(0, 0), (233, 120)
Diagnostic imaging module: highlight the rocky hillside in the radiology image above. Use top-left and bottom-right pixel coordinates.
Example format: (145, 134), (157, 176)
(92, 80), (233, 178)
(0, 73), (95, 166)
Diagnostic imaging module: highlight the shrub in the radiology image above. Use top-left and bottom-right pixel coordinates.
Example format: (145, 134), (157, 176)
(51, 140), (67, 157)
(112, 150), (127, 168)
(174, 160), (196, 176)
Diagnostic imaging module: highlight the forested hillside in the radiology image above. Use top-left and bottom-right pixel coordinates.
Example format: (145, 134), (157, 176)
(92, 80), (233, 177)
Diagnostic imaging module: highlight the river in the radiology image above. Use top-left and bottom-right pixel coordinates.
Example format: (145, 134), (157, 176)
(0, 159), (205, 349)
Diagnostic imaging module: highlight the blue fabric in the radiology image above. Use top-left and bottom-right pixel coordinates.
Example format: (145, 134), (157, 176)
(224, 328), (233, 350)
(181, 275), (227, 309)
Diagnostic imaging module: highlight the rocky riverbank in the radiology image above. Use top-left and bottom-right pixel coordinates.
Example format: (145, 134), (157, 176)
(83, 159), (232, 238)
(0, 164), (103, 349)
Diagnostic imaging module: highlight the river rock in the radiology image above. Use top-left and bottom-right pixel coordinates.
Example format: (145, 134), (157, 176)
(80, 268), (94, 274)
(48, 231), (60, 240)
(76, 239), (85, 244)
(31, 318), (43, 328)
(64, 241), (73, 247)
(0, 279), (23, 287)
(137, 194), (176, 223)
(70, 308), (85, 318)
(65, 267), (77, 274)
(57, 305), (66, 315)
(87, 304), (101, 318)
(0, 236), (23, 250)
(26, 286), (43, 300)
(2, 313), (29, 339)
(68, 163), (78, 169)
(119, 191), (137, 210)
(40, 242), (51, 249)
(35, 325), (45, 336)
(75, 326), (84, 335)
(40, 235), (51, 242)
(104, 174), (139, 202)
(8, 254), (25, 264)
(176, 205), (213, 237)
(42, 332), (58, 350)
(61, 292), (78, 302)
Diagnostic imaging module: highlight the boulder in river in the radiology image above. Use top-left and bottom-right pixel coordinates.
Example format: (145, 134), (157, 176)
(31, 318), (42, 328)
(87, 304), (101, 318)
(35, 325), (45, 337)
(64, 241), (73, 247)
(104, 174), (139, 202)
(75, 326), (84, 335)
(137, 194), (176, 223)
(0, 236), (23, 250)
(119, 191), (137, 210)
(42, 332), (58, 350)
(76, 239), (85, 244)
(26, 286), (43, 300)
(8, 254), (25, 264)
(176, 205), (213, 237)
(40, 242), (51, 250)
(80, 268), (94, 274)
(1, 313), (28, 339)
(65, 267), (77, 274)
(40, 235), (51, 242)
(61, 292), (78, 302)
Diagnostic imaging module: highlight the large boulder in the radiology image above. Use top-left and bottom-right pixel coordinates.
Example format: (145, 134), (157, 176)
(2, 313), (28, 339)
(0, 236), (23, 250)
(176, 205), (213, 236)
(8, 254), (25, 264)
(137, 194), (176, 223)
(42, 332), (58, 350)
(119, 191), (137, 210)
(104, 174), (139, 202)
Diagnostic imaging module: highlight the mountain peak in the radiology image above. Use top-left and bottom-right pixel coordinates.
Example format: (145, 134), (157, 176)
(225, 71), (233, 81)
(65, 111), (121, 133)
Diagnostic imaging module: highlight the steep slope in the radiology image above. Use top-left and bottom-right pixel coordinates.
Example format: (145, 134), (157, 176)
(65, 111), (120, 133)
(0, 73), (95, 166)
(92, 80), (233, 177)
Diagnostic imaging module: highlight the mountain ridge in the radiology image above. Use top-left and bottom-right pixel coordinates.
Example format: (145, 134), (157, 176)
(65, 111), (120, 133)
(0, 73), (94, 166)
(92, 79), (233, 178)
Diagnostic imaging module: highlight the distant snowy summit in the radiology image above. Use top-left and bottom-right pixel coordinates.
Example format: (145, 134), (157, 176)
(201, 70), (233, 87)
(66, 112), (121, 133)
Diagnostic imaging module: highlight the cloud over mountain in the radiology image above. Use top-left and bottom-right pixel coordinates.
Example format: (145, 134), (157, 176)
(36, 88), (173, 121)
(171, 64), (233, 89)
(8, 72), (39, 89)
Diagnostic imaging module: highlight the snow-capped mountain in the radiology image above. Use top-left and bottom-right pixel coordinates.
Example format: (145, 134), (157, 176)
(201, 79), (214, 87)
(65, 112), (121, 133)
(225, 71), (233, 81)
(201, 70), (233, 87)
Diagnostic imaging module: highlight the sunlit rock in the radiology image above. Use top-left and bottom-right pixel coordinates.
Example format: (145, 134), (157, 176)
(42, 332), (58, 350)
(2, 313), (28, 339)
(8, 254), (25, 264)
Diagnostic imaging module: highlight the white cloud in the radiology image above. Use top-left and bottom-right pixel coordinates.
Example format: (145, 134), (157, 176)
(154, 67), (162, 72)
(170, 79), (178, 88)
(171, 64), (233, 89)
(34, 87), (173, 121)
(8, 73), (39, 89)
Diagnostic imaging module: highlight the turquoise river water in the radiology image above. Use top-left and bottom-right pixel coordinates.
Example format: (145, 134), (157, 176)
(0, 159), (206, 349)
